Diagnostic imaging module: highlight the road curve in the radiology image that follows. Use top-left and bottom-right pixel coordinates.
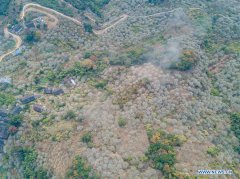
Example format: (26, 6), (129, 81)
(0, 3), (190, 62)
(93, 14), (129, 35)
(21, 3), (82, 25)
(0, 27), (22, 62)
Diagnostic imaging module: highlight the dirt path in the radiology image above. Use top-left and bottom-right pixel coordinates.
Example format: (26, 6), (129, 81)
(1, 3), (208, 62)
(21, 3), (82, 26)
(24, 7), (59, 27)
(0, 27), (22, 62)
(131, 8), (180, 18)
(93, 14), (129, 35)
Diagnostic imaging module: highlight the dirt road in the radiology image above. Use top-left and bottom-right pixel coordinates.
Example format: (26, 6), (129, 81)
(0, 27), (22, 62)
(21, 3), (82, 25)
(0, 3), (194, 62)
(93, 14), (129, 35)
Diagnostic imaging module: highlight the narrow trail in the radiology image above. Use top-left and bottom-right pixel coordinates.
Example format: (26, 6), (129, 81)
(0, 27), (22, 62)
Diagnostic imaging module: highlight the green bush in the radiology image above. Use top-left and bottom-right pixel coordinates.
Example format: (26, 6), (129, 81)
(64, 0), (110, 16)
(170, 50), (197, 71)
(230, 113), (240, 154)
(66, 156), (99, 179)
(109, 46), (146, 67)
(64, 111), (76, 120)
(94, 80), (108, 89)
(207, 147), (220, 157)
(81, 132), (92, 144)
(84, 23), (93, 33)
(118, 117), (127, 127)
(0, 93), (15, 106)
(9, 115), (23, 127)
(12, 147), (51, 179)
(46, 57), (108, 84)
(0, 0), (11, 15)
(25, 30), (41, 43)
(33, 0), (74, 16)
(146, 129), (184, 177)
(210, 88), (220, 96)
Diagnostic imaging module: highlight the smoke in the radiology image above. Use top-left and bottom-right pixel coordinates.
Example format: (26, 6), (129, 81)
(143, 38), (183, 68)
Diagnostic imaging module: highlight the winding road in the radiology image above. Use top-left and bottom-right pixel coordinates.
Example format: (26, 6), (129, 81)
(0, 27), (22, 62)
(21, 3), (82, 25)
(2, 3), (231, 62)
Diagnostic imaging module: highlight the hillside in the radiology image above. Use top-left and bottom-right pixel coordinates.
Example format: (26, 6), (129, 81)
(0, 0), (239, 178)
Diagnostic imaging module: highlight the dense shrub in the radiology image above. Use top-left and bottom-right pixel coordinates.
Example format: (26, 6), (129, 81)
(230, 113), (240, 154)
(66, 156), (99, 179)
(81, 132), (92, 144)
(12, 147), (51, 179)
(109, 46), (146, 67)
(0, 0), (11, 15)
(64, 0), (110, 16)
(210, 88), (220, 96)
(46, 58), (107, 83)
(118, 117), (127, 127)
(25, 30), (41, 43)
(146, 128), (184, 177)
(170, 50), (197, 71)
(64, 111), (76, 120)
(84, 23), (93, 33)
(33, 0), (73, 16)
(148, 0), (165, 5)
(0, 92), (15, 106)
(9, 115), (23, 127)
(207, 147), (220, 157)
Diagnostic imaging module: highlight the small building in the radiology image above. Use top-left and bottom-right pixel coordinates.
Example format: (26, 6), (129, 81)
(44, 88), (53, 94)
(33, 105), (44, 113)
(11, 106), (23, 115)
(20, 95), (36, 104)
(52, 89), (64, 96)
(0, 124), (8, 139)
(0, 109), (8, 118)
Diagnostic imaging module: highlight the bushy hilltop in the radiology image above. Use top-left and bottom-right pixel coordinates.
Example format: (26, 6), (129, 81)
(0, 0), (240, 178)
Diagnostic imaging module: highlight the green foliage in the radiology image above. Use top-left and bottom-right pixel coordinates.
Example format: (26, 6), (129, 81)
(207, 147), (220, 157)
(46, 58), (107, 84)
(210, 88), (220, 96)
(170, 50), (197, 71)
(0, 0), (11, 15)
(64, 110), (76, 120)
(94, 80), (108, 89)
(64, 0), (110, 16)
(109, 46), (146, 67)
(118, 117), (127, 127)
(0, 166), (7, 179)
(12, 147), (51, 179)
(81, 132), (92, 144)
(230, 113), (240, 154)
(148, 0), (165, 4)
(84, 23), (93, 33)
(66, 156), (99, 179)
(25, 30), (41, 43)
(146, 129), (184, 177)
(84, 51), (93, 59)
(32, 0), (73, 16)
(0, 93), (15, 106)
(9, 115), (23, 127)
